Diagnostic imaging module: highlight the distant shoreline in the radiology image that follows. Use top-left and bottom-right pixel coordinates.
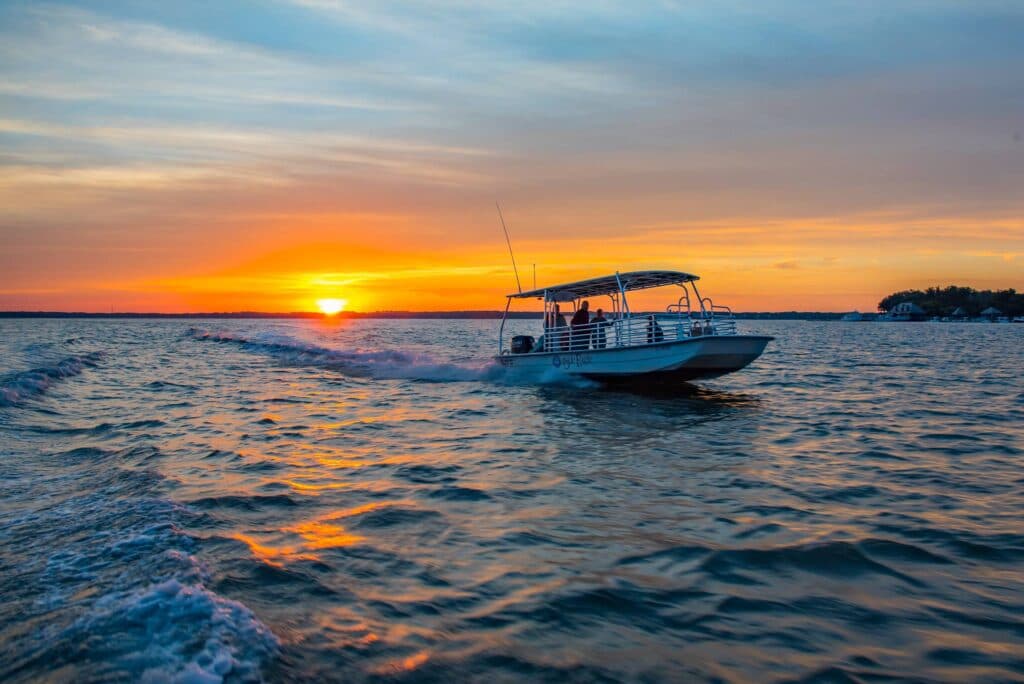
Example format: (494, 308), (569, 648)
(1, 311), (849, 320)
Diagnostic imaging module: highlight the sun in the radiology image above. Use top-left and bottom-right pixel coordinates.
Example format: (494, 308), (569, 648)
(316, 298), (347, 315)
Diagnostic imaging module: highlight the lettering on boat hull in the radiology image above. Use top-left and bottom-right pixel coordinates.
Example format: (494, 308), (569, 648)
(552, 353), (592, 369)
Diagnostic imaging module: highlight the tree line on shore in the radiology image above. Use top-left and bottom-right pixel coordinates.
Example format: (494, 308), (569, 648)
(878, 286), (1023, 317)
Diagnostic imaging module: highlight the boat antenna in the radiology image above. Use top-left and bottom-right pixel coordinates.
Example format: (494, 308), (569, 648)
(533, 263), (536, 289)
(496, 202), (522, 294)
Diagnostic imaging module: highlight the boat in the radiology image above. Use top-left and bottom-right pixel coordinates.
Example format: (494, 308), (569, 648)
(495, 270), (772, 382)
(841, 311), (864, 322)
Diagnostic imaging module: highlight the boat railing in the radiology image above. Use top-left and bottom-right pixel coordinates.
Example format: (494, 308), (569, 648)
(704, 301), (737, 336)
(664, 296), (737, 334)
(538, 310), (736, 352)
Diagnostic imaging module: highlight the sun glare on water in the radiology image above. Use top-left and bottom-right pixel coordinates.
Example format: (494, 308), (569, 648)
(317, 298), (347, 315)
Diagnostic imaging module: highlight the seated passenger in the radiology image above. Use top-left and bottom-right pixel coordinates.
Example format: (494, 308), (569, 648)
(591, 308), (609, 349)
(552, 304), (569, 351)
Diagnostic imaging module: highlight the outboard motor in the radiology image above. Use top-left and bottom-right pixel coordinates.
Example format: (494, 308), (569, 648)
(511, 335), (535, 354)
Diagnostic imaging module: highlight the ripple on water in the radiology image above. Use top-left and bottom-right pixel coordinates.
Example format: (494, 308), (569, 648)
(0, 445), (277, 682)
(188, 493), (301, 512)
(2, 319), (1024, 682)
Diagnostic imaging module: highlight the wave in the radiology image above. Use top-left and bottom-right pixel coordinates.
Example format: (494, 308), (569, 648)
(67, 572), (278, 683)
(618, 538), (947, 587)
(0, 352), (103, 407)
(0, 445), (279, 683)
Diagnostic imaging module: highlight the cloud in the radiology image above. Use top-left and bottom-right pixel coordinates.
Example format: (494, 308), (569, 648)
(1, 0), (1023, 311)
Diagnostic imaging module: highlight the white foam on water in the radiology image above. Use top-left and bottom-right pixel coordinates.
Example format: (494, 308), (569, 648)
(76, 572), (279, 684)
(188, 328), (606, 389)
(189, 328), (504, 383)
(5, 456), (279, 684)
(49, 541), (278, 683)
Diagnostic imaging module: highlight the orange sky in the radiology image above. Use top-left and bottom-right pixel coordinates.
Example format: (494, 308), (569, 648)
(1, 2), (1022, 312)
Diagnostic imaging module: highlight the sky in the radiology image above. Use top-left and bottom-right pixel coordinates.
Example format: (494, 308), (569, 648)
(1, 0), (1022, 312)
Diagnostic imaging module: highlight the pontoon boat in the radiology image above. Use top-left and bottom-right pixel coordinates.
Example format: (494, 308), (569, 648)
(496, 270), (772, 381)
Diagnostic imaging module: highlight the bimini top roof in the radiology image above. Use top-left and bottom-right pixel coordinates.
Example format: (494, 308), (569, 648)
(509, 270), (698, 300)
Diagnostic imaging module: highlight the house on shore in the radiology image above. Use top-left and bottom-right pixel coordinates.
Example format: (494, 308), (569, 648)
(889, 301), (927, 322)
(950, 306), (968, 321)
(980, 306), (1004, 322)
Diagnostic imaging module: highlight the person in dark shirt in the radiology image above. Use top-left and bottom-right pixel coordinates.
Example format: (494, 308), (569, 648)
(591, 308), (609, 349)
(646, 315), (664, 343)
(570, 300), (590, 351)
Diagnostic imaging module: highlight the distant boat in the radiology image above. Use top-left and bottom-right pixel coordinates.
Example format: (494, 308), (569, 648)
(497, 270), (772, 382)
(841, 311), (864, 322)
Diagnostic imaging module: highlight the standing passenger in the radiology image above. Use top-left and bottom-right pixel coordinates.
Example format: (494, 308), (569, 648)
(570, 300), (590, 351)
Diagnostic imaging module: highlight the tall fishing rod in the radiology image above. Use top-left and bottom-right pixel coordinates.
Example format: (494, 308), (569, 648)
(496, 202), (522, 294)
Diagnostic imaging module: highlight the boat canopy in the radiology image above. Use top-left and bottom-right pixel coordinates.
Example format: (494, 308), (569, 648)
(508, 270), (698, 301)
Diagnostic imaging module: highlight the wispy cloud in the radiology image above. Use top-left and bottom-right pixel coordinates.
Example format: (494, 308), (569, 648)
(1, 0), (1022, 311)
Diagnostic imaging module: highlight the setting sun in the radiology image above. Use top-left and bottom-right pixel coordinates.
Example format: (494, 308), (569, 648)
(316, 298), (347, 315)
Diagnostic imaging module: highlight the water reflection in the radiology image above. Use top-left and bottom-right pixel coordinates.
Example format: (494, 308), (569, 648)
(4, 319), (1024, 683)
(536, 382), (761, 439)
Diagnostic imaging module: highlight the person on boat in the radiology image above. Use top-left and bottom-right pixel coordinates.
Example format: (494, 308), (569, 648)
(646, 315), (664, 343)
(542, 305), (557, 330)
(549, 304), (568, 351)
(569, 300), (590, 351)
(591, 308), (609, 349)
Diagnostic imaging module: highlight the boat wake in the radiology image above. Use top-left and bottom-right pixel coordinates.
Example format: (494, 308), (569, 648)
(188, 329), (503, 383)
(0, 352), (103, 407)
(0, 445), (278, 683)
(187, 329), (596, 387)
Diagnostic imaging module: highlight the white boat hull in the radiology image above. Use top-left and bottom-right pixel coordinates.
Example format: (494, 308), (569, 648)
(496, 335), (772, 381)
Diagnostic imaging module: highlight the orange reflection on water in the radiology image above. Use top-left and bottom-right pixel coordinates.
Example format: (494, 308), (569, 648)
(230, 532), (317, 567)
(401, 652), (430, 670)
(231, 514), (365, 567)
(284, 479), (352, 493)
(287, 519), (364, 550)
(370, 650), (431, 675)
(315, 456), (370, 469)
(233, 499), (429, 569)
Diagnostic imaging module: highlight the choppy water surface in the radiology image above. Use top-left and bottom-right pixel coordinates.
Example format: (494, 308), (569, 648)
(1, 318), (1022, 682)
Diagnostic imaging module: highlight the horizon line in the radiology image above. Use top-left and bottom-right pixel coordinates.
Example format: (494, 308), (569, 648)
(0, 309), (860, 318)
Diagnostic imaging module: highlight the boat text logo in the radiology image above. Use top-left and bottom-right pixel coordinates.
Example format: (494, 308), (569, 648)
(553, 353), (591, 369)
